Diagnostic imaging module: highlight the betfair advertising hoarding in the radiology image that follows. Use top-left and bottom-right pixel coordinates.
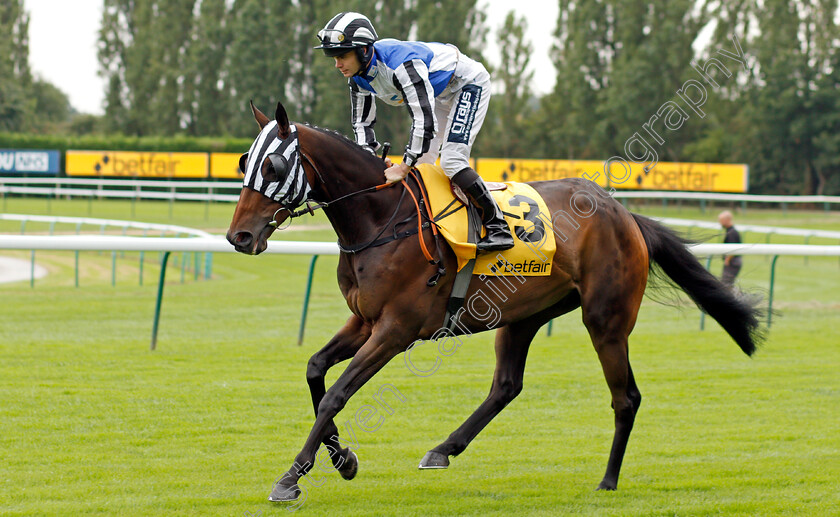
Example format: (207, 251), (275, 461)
(475, 159), (748, 193)
(210, 153), (244, 179)
(60, 149), (748, 192)
(66, 151), (208, 178)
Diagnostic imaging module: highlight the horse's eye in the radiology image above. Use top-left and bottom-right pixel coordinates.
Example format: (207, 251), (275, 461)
(238, 153), (248, 175)
(264, 153), (289, 183)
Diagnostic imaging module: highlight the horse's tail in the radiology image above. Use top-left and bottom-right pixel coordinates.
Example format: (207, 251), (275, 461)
(631, 213), (764, 356)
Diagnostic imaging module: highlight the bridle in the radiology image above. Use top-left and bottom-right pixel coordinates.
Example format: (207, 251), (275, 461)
(268, 150), (446, 285)
(268, 151), (397, 229)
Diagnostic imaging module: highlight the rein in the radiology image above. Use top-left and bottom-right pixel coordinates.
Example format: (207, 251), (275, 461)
(269, 152), (445, 285)
(269, 151), (395, 228)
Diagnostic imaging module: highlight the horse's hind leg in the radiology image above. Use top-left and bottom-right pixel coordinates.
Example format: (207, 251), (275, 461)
(419, 314), (543, 468)
(305, 315), (370, 477)
(580, 283), (644, 490)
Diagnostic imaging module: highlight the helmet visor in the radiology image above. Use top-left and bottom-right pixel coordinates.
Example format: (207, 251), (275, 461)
(317, 45), (356, 57)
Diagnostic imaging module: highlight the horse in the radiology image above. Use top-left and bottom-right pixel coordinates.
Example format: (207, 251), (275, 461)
(226, 102), (764, 502)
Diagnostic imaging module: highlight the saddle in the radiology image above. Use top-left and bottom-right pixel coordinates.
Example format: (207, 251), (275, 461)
(414, 164), (556, 277)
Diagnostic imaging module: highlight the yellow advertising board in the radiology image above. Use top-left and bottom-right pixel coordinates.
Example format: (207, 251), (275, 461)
(66, 151), (208, 178)
(210, 153), (244, 179)
(475, 158), (748, 193)
(208, 153), (477, 179)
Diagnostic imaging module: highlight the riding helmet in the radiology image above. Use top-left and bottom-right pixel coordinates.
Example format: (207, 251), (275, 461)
(315, 12), (378, 70)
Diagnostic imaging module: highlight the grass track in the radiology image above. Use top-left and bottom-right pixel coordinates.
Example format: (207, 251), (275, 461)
(1, 198), (838, 516)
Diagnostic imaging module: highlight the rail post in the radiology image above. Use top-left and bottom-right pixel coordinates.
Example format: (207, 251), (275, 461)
(151, 251), (172, 350)
(298, 255), (319, 346)
(767, 255), (780, 328)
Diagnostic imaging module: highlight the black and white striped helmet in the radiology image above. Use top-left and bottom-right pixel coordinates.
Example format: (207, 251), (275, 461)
(315, 12), (378, 57)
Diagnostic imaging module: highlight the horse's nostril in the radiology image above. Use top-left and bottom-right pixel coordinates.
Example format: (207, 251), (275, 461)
(231, 231), (252, 247)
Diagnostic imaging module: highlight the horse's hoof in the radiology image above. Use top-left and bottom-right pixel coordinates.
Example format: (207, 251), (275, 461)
(418, 451), (449, 469)
(268, 483), (300, 502)
(338, 450), (358, 480)
(596, 481), (617, 491)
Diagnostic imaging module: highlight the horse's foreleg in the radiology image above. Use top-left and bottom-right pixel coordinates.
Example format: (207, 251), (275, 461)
(305, 316), (370, 475)
(270, 327), (407, 502)
(419, 317), (540, 469)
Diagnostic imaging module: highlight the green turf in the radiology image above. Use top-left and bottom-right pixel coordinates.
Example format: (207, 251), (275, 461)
(1, 198), (838, 516)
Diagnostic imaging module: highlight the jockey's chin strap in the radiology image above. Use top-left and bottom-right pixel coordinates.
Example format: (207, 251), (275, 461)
(269, 153), (445, 285)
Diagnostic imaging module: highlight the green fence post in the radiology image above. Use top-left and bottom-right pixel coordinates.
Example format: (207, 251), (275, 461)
(204, 253), (213, 279)
(546, 319), (553, 337)
(111, 251), (117, 286)
(30, 250), (35, 288)
(767, 255), (780, 328)
(151, 251), (172, 350)
(298, 255), (319, 346)
(75, 251), (79, 287)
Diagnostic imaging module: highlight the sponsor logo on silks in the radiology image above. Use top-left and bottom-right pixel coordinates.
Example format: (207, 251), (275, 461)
(447, 84), (481, 145)
(390, 94), (404, 104)
(488, 257), (549, 275)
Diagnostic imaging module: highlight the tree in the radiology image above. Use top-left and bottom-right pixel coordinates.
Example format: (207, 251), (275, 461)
(185, 0), (232, 136)
(475, 11), (534, 158)
(718, 0), (840, 194)
(0, 0), (32, 132)
(536, 0), (611, 159)
(415, 0), (488, 62)
(225, 0), (297, 136)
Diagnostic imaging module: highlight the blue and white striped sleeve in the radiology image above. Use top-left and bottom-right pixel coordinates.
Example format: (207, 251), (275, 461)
(392, 59), (437, 167)
(349, 79), (379, 153)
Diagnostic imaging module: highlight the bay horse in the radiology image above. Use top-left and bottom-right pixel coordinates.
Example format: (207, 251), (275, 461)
(226, 102), (763, 502)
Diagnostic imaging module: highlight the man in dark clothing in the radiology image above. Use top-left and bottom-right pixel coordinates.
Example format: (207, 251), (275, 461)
(719, 210), (742, 286)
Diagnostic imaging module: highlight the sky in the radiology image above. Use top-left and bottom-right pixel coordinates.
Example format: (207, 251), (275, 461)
(23, 0), (559, 116)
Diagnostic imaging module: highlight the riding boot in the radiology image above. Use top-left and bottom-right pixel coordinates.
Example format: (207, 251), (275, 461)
(451, 167), (515, 252)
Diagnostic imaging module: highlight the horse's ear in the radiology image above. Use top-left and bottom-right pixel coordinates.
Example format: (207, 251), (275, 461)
(275, 102), (291, 139)
(250, 100), (270, 130)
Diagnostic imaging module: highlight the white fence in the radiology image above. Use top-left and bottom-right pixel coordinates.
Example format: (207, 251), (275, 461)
(3, 235), (840, 257)
(0, 235), (337, 254)
(0, 213), (212, 238)
(1, 234), (839, 348)
(3, 176), (840, 207)
(656, 217), (840, 241)
(0, 177), (240, 203)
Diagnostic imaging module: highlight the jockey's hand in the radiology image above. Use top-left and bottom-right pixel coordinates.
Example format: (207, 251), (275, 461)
(384, 157), (393, 167)
(384, 162), (410, 183)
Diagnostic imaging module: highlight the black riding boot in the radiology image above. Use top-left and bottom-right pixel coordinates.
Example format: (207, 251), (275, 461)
(451, 167), (515, 252)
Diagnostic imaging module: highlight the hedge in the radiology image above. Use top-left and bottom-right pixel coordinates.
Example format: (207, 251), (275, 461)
(0, 133), (253, 154)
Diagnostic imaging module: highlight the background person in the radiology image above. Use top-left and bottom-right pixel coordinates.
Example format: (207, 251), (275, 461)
(314, 12), (514, 252)
(718, 210), (742, 286)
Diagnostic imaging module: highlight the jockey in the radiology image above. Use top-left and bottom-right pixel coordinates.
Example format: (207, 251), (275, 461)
(315, 12), (514, 252)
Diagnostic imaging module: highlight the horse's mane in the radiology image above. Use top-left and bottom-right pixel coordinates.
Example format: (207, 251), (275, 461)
(303, 124), (386, 169)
